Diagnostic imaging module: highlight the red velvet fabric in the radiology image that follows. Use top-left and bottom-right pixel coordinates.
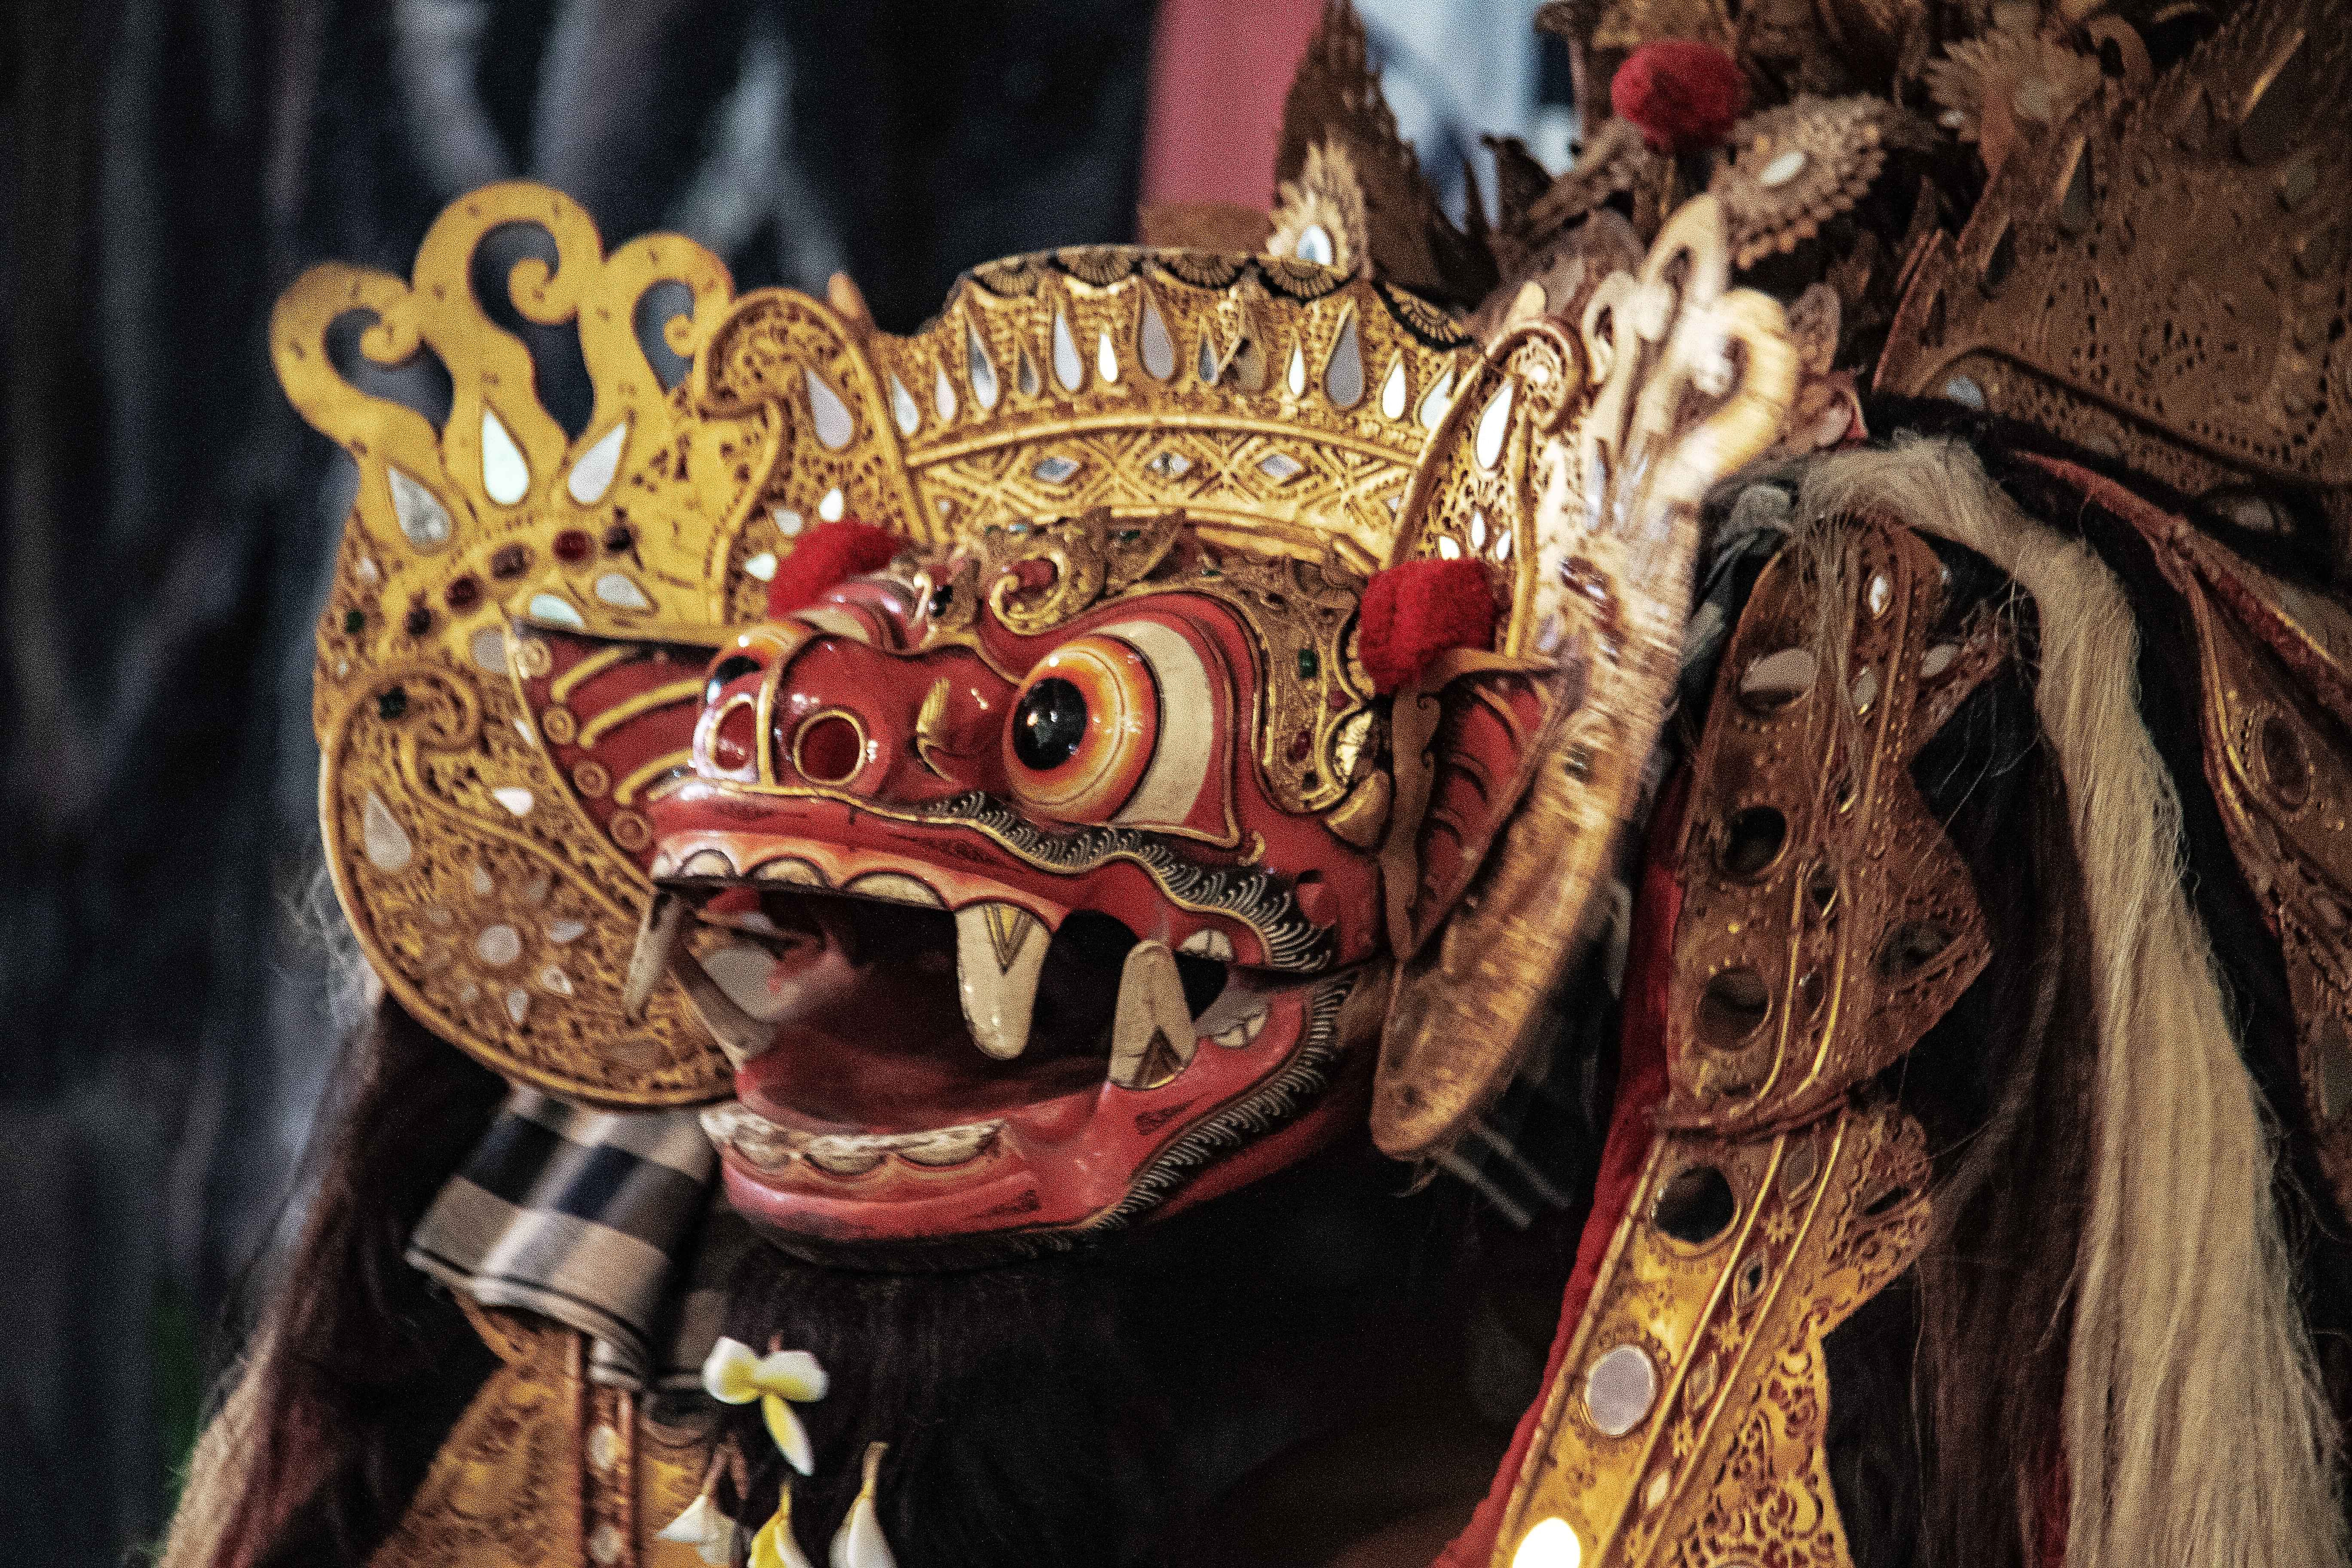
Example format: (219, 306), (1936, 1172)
(1611, 41), (1745, 153)
(1437, 770), (1690, 1567)
(1357, 558), (1500, 694)
(766, 520), (900, 618)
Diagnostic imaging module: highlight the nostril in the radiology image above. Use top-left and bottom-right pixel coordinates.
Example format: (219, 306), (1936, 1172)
(792, 710), (866, 785)
(711, 701), (759, 771)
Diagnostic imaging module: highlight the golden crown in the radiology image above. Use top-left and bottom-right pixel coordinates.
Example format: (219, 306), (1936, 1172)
(276, 175), (1795, 1112)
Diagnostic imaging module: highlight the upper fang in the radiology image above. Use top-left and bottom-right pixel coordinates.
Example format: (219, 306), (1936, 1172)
(954, 901), (1050, 1060)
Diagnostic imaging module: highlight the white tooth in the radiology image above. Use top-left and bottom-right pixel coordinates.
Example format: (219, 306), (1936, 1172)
(1212, 1008), (1268, 1049)
(751, 857), (826, 886)
(954, 901), (1050, 1060)
(697, 940), (792, 1021)
(1108, 940), (1197, 1090)
(892, 1123), (998, 1167)
(738, 1124), (804, 1170)
(1178, 928), (1236, 962)
(805, 1136), (886, 1176)
(678, 847), (738, 879)
(845, 871), (945, 906)
(720, 1103), (809, 1168)
(701, 1103), (802, 1171)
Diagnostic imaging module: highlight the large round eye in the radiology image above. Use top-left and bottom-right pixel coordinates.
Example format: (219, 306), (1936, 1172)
(1005, 635), (1160, 821)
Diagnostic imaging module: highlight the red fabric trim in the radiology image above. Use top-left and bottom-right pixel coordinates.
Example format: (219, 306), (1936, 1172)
(1138, 0), (1324, 209)
(765, 520), (900, 618)
(1611, 42), (1745, 153)
(1360, 559), (1502, 694)
(1436, 769), (1690, 1567)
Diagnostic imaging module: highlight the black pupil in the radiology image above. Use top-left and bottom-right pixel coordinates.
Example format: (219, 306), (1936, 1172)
(705, 654), (760, 707)
(927, 582), (954, 616)
(1013, 677), (1088, 770)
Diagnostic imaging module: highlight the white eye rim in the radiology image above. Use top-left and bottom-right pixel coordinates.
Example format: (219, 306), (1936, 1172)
(1094, 618), (1215, 830)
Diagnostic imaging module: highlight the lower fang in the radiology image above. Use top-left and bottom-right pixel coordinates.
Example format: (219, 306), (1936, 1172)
(697, 940), (791, 1021)
(1108, 940), (1197, 1090)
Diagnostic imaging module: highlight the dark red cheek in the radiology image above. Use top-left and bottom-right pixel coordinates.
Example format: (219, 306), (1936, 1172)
(712, 703), (759, 771)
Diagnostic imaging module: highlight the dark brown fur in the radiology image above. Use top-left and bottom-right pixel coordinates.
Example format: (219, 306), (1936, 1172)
(218, 998), (504, 1568)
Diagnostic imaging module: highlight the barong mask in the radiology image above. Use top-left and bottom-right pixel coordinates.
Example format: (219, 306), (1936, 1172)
(276, 182), (1795, 1251)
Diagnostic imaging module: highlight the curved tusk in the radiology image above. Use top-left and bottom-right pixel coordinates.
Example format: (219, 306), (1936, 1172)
(671, 950), (777, 1069)
(623, 891), (691, 1022)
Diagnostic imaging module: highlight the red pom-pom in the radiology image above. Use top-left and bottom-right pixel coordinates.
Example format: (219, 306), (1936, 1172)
(1612, 42), (1745, 153)
(765, 520), (901, 618)
(1359, 559), (1498, 695)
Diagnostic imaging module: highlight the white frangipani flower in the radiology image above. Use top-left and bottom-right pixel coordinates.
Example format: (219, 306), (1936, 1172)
(655, 1491), (739, 1567)
(701, 1335), (830, 1475)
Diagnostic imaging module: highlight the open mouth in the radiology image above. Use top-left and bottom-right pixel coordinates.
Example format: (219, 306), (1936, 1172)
(633, 787), (1363, 1235)
(634, 873), (1298, 1180)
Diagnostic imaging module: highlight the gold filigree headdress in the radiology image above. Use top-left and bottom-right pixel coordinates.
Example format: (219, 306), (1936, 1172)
(1877, 0), (2352, 554)
(277, 176), (1793, 1120)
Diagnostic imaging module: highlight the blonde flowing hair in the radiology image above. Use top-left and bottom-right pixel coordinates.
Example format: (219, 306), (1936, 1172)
(1793, 438), (2344, 1568)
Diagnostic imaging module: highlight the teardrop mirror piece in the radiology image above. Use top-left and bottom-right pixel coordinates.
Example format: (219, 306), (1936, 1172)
(888, 374), (920, 435)
(481, 408), (530, 504)
(1475, 380), (1516, 469)
(1418, 367), (1456, 429)
(1379, 358), (1407, 419)
(387, 467), (453, 548)
(933, 362), (958, 421)
(1096, 330), (1120, 383)
(1052, 310), (1084, 391)
(1139, 296), (1176, 380)
(566, 420), (629, 505)
(805, 368), (855, 450)
(965, 321), (999, 410)
(1323, 312), (1364, 407)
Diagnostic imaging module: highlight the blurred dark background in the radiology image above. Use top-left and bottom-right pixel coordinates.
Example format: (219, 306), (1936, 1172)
(0, 3), (1158, 1559)
(0, 1), (1563, 1559)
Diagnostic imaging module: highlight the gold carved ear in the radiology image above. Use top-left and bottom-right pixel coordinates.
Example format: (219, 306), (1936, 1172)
(690, 286), (933, 551)
(1374, 195), (1799, 1160)
(276, 181), (766, 1104)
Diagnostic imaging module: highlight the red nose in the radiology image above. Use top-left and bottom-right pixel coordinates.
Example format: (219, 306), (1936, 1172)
(763, 637), (1013, 801)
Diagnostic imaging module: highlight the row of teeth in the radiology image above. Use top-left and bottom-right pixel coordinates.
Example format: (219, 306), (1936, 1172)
(629, 881), (1264, 1087)
(701, 1102), (1004, 1175)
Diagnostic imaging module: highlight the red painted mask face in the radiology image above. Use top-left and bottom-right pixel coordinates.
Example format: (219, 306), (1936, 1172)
(641, 512), (1390, 1253)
